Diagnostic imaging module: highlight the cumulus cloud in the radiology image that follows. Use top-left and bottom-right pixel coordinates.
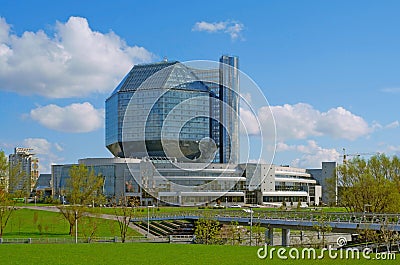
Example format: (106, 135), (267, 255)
(259, 103), (371, 141)
(284, 140), (340, 168)
(239, 107), (261, 135)
(30, 102), (104, 133)
(192, 20), (244, 40)
(22, 138), (63, 173)
(0, 16), (154, 98)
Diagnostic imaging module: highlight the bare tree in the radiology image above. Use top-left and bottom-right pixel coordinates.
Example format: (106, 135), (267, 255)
(114, 196), (139, 243)
(312, 211), (332, 248)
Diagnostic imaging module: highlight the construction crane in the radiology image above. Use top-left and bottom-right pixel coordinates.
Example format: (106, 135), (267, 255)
(340, 148), (379, 164)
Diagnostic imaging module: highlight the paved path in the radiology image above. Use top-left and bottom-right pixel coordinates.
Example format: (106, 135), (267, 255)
(19, 206), (157, 239)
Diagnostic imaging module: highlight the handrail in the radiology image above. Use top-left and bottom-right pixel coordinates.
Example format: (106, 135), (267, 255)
(131, 210), (400, 226)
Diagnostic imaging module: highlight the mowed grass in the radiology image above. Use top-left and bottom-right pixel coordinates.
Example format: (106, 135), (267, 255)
(0, 243), (397, 265)
(3, 208), (141, 238)
(89, 205), (350, 217)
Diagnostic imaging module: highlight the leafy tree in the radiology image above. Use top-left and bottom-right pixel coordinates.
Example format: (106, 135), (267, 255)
(8, 162), (28, 198)
(0, 151), (16, 238)
(335, 154), (400, 213)
(194, 217), (221, 245)
(0, 189), (15, 238)
(227, 220), (241, 245)
(253, 222), (263, 246)
(57, 164), (104, 235)
(0, 151), (7, 191)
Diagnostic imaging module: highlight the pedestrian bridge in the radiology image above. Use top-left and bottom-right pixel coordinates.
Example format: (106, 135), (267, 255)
(131, 210), (400, 246)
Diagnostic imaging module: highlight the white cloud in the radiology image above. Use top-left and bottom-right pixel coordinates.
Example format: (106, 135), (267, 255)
(22, 138), (63, 173)
(240, 107), (261, 135)
(385, 120), (399, 129)
(30, 102), (104, 133)
(54, 143), (64, 152)
(381, 88), (400, 94)
(0, 16), (154, 98)
(287, 140), (340, 168)
(259, 103), (371, 141)
(192, 20), (244, 40)
(192, 21), (227, 32)
(317, 107), (371, 140)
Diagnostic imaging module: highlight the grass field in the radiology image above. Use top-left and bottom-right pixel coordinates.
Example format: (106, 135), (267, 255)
(0, 243), (397, 265)
(1, 207), (397, 264)
(87, 205), (350, 217)
(3, 208), (141, 238)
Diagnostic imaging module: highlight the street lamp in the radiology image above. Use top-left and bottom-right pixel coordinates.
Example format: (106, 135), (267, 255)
(147, 205), (155, 238)
(363, 204), (372, 221)
(75, 210), (78, 244)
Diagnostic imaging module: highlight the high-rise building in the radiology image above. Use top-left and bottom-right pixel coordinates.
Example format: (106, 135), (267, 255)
(218, 55), (239, 164)
(8, 147), (39, 195)
(105, 55), (240, 164)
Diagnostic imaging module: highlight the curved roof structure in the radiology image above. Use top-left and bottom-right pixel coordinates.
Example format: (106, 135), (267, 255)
(110, 61), (209, 97)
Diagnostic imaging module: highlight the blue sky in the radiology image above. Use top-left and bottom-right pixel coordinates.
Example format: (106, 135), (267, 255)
(0, 0), (399, 172)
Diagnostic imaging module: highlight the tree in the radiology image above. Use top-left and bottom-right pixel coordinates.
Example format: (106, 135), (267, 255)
(0, 151), (16, 238)
(0, 189), (15, 238)
(57, 164), (104, 236)
(334, 154), (400, 213)
(312, 211), (332, 248)
(228, 220), (240, 245)
(114, 196), (139, 243)
(194, 217), (221, 245)
(253, 222), (263, 246)
(0, 151), (8, 191)
(8, 162), (28, 198)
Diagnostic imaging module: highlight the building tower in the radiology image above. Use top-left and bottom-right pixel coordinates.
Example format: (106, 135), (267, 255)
(105, 55), (240, 164)
(8, 147), (39, 196)
(219, 55), (239, 164)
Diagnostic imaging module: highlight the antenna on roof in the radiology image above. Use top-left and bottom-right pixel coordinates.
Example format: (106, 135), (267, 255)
(163, 56), (168, 62)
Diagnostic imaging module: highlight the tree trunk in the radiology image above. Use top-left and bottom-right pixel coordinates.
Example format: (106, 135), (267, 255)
(69, 223), (74, 236)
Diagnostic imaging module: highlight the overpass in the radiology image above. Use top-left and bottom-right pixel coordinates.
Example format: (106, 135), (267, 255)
(131, 210), (400, 246)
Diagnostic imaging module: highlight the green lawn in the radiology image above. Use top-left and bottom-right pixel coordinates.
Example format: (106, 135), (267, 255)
(0, 243), (397, 265)
(3, 208), (141, 238)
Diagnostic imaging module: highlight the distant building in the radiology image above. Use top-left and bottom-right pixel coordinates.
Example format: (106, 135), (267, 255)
(306, 162), (337, 205)
(52, 158), (322, 207)
(242, 164), (322, 207)
(8, 147), (39, 196)
(34, 173), (52, 197)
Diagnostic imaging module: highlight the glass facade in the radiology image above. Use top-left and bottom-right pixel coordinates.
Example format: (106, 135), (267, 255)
(106, 56), (240, 163)
(219, 55), (239, 164)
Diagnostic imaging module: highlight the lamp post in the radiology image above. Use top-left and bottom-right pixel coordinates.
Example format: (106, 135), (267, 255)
(75, 210), (78, 244)
(363, 204), (372, 221)
(363, 204), (372, 247)
(250, 208), (253, 246)
(146, 205), (155, 238)
(147, 205), (150, 238)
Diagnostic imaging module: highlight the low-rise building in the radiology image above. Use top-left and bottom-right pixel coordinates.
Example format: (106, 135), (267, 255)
(52, 158), (323, 207)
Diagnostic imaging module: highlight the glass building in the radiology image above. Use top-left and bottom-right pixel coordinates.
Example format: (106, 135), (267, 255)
(106, 56), (240, 164)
